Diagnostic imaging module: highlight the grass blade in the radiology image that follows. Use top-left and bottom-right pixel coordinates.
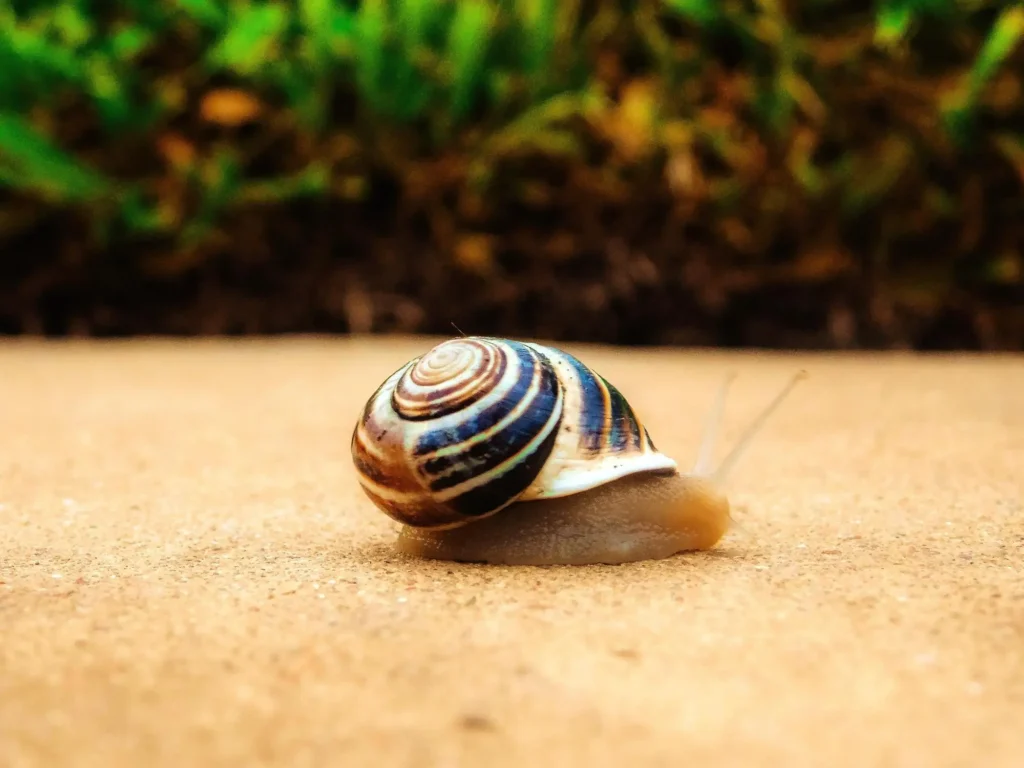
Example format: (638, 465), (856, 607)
(207, 1), (288, 77)
(519, 0), (559, 96)
(354, 0), (388, 113)
(174, 0), (229, 29)
(446, 0), (494, 123)
(0, 112), (114, 203)
(942, 6), (1024, 146)
(964, 5), (1024, 101)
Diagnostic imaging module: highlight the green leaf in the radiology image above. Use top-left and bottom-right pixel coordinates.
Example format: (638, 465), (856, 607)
(108, 26), (155, 61)
(0, 112), (114, 203)
(51, 3), (94, 48)
(119, 189), (172, 234)
(299, 0), (335, 72)
(520, 0), (559, 95)
(941, 6), (1024, 147)
(175, 0), (228, 28)
(874, 2), (912, 46)
(235, 163), (330, 204)
(84, 55), (133, 130)
(4, 25), (83, 82)
(329, 6), (356, 51)
(664, 0), (720, 26)
(965, 6), (1024, 101)
(392, 0), (435, 120)
(446, 1), (494, 123)
(479, 90), (601, 158)
(300, 0), (333, 29)
(354, 0), (388, 111)
(207, 2), (288, 76)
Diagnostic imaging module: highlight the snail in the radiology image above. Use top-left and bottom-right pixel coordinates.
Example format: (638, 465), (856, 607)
(351, 336), (806, 566)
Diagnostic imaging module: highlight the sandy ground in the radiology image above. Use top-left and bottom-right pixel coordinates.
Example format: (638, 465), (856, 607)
(0, 335), (1021, 768)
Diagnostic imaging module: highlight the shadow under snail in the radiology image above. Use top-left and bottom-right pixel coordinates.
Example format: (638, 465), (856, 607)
(351, 336), (806, 566)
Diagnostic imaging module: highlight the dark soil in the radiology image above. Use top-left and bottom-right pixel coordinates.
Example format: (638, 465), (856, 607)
(1, 157), (1022, 350)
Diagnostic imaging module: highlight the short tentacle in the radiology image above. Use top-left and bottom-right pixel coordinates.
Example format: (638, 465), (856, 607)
(706, 369), (808, 487)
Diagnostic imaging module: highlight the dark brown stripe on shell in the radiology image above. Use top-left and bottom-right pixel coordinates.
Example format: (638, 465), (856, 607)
(358, 486), (461, 528)
(444, 411), (563, 519)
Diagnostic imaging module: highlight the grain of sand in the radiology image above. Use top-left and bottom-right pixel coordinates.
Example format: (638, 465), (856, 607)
(1, 336), (1022, 767)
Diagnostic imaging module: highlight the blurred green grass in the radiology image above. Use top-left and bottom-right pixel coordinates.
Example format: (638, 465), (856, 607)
(1, 0), (1018, 224)
(0, 0), (1022, 344)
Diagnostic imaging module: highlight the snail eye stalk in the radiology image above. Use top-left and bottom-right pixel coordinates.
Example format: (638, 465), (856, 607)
(692, 370), (808, 487)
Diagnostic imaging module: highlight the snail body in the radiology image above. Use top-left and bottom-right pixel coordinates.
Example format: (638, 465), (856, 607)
(351, 336), (805, 565)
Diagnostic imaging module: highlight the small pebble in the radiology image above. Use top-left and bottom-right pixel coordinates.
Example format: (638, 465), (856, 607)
(459, 714), (495, 731)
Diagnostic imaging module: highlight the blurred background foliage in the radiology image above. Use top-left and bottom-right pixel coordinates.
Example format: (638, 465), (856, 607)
(0, 0), (1022, 347)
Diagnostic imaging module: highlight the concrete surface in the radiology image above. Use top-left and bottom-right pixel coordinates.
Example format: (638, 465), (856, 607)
(1, 336), (1021, 767)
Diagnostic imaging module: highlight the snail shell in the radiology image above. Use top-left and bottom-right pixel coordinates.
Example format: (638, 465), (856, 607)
(351, 336), (676, 528)
(351, 336), (805, 565)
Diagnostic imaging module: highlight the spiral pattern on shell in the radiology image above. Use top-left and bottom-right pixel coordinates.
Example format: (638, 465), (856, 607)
(351, 336), (678, 529)
(391, 336), (509, 421)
